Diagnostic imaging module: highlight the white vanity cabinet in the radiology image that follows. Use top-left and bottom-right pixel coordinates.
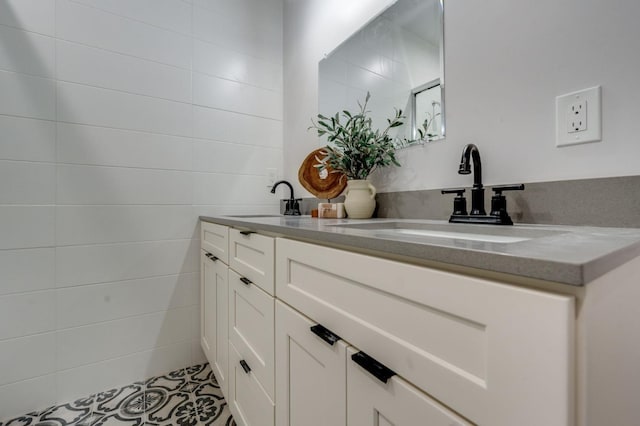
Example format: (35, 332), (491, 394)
(275, 237), (575, 426)
(200, 222), (230, 396)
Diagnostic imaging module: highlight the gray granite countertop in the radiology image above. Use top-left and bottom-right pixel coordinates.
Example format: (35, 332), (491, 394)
(201, 215), (640, 286)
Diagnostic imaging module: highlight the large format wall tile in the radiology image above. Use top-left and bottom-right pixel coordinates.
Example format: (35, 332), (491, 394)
(56, 307), (192, 370)
(193, 139), (282, 174)
(0, 161), (55, 204)
(56, 40), (191, 103)
(0, 333), (56, 386)
(0, 206), (54, 250)
(0, 248), (55, 296)
(56, 0), (191, 68)
(57, 165), (193, 205)
(0, 25), (55, 78)
(55, 239), (199, 287)
(193, 105), (282, 148)
(0, 116), (56, 162)
(56, 273), (197, 328)
(56, 205), (196, 246)
(0, 70), (55, 120)
(0, 374), (56, 421)
(55, 343), (190, 403)
(0, 291), (56, 340)
(0, 0), (55, 36)
(56, 123), (192, 170)
(57, 82), (192, 137)
(70, 0), (192, 34)
(193, 72), (282, 120)
(193, 38), (282, 91)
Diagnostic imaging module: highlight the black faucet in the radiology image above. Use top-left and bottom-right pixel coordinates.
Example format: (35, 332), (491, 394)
(270, 180), (301, 215)
(441, 144), (525, 225)
(458, 143), (485, 215)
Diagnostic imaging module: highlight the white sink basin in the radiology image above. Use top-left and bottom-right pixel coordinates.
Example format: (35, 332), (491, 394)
(332, 221), (564, 244)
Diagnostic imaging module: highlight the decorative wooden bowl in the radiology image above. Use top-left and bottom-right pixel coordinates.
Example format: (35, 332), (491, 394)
(298, 148), (347, 199)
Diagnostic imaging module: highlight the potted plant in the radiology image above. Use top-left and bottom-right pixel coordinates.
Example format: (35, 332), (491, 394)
(309, 92), (406, 218)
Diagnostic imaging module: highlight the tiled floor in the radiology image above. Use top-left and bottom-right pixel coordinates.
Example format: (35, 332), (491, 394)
(0, 363), (235, 426)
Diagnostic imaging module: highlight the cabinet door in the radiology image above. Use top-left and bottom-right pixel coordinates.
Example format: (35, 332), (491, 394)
(228, 342), (275, 426)
(347, 347), (472, 426)
(276, 238), (574, 426)
(229, 269), (275, 400)
(200, 250), (229, 395)
(275, 301), (347, 426)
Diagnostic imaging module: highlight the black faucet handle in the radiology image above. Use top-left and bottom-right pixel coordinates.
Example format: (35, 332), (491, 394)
(491, 184), (525, 195)
(441, 188), (466, 196)
(441, 188), (467, 216)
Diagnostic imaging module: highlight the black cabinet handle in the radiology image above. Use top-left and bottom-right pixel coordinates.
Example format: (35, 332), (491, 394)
(239, 359), (251, 374)
(239, 230), (255, 236)
(205, 252), (218, 262)
(351, 351), (396, 384)
(310, 324), (341, 346)
(239, 277), (252, 286)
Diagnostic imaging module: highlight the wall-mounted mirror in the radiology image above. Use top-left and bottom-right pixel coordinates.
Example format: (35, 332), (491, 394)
(318, 0), (444, 144)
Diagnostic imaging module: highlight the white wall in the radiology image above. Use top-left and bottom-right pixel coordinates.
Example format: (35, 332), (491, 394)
(284, 0), (640, 195)
(0, 0), (282, 418)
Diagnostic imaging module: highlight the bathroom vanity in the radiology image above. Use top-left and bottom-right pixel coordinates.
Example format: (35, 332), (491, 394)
(199, 216), (640, 426)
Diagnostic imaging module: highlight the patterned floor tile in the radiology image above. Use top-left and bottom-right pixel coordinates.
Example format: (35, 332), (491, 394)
(0, 363), (234, 426)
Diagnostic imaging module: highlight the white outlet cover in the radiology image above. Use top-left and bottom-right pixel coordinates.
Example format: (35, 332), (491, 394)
(556, 86), (602, 147)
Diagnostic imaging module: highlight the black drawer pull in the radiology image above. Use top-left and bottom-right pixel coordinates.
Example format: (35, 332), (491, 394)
(239, 230), (255, 236)
(239, 359), (251, 374)
(351, 351), (396, 384)
(205, 252), (212, 258)
(310, 324), (341, 346)
(239, 277), (252, 286)
(208, 255), (219, 262)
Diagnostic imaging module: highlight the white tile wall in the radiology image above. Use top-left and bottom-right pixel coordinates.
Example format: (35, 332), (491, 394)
(57, 165), (193, 205)
(0, 0), (282, 419)
(0, 70), (56, 120)
(55, 239), (199, 287)
(0, 25), (55, 77)
(57, 123), (192, 170)
(0, 0), (55, 36)
(57, 82), (192, 137)
(0, 374), (56, 420)
(56, 40), (192, 103)
(0, 248), (55, 296)
(56, 0), (191, 68)
(0, 116), (56, 162)
(0, 333), (56, 385)
(56, 273), (197, 328)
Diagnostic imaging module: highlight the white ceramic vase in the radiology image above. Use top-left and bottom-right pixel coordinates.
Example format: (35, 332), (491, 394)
(344, 179), (376, 219)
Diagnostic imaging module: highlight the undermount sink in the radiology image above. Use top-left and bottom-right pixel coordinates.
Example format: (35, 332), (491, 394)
(227, 214), (283, 218)
(332, 221), (565, 244)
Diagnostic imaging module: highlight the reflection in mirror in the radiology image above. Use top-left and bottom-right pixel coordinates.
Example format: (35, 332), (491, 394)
(412, 78), (443, 140)
(319, 0), (444, 145)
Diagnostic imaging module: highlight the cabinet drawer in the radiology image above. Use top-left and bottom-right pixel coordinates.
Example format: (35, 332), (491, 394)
(201, 221), (229, 264)
(347, 346), (472, 426)
(276, 238), (574, 426)
(229, 228), (275, 295)
(228, 342), (275, 426)
(229, 269), (275, 400)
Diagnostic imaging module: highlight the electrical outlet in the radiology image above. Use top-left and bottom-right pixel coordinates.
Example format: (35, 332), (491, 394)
(266, 168), (277, 188)
(556, 86), (601, 147)
(567, 100), (587, 133)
